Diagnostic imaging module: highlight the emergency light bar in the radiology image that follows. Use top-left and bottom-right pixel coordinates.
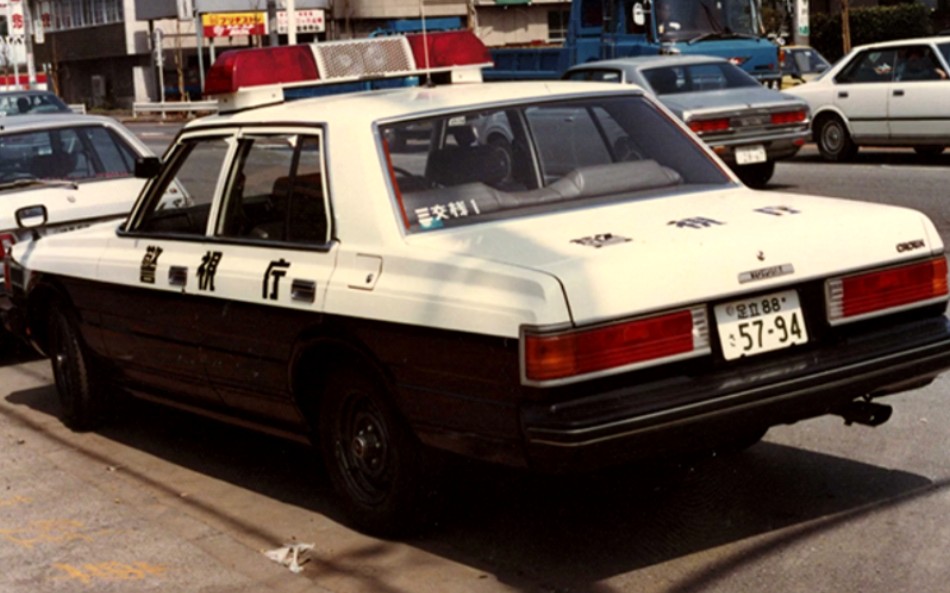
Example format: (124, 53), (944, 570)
(205, 30), (493, 113)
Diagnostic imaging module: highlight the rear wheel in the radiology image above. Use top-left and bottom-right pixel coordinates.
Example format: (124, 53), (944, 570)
(319, 365), (433, 536)
(734, 160), (775, 189)
(816, 116), (858, 162)
(47, 305), (109, 431)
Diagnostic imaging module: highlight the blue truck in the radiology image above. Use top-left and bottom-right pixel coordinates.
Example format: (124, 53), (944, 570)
(484, 0), (781, 85)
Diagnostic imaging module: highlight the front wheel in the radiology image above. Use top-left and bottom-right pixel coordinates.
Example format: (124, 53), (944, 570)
(734, 160), (775, 189)
(816, 116), (858, 162)
(319, 366), (432, 536)
(47, 306), (109, 431)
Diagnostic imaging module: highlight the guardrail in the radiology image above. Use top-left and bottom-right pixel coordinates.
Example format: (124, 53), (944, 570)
(132, 100), (219, 119)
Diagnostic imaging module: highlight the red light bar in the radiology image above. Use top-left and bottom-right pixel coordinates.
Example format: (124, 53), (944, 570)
(205, 45), (319, 96)
(205, 30), (492, 113)
(688, 118), (731, 135)
(405, 30), (493, 70)
(523, 306), (710, 384)
(827, 257), (949, 323)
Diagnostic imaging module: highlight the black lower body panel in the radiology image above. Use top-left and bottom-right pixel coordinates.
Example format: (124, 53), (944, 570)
(522, 315), (950, 472)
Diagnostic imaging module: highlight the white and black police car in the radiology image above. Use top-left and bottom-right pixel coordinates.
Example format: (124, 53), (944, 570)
(4, 31), (950, 535)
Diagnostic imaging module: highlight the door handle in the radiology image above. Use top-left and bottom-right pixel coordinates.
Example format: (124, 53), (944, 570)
(168, 266), (187, 287)
(837, 91), (849, 99)
(291, 279), (316, 303)
(893, 89), (905, 97)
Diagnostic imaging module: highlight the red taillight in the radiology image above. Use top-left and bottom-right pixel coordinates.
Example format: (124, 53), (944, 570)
(205, 45), (320, 96)
(770, 110), (808, 125)
(827, 257), (949, 323)
(688, 118), (731, 135)
(523, 306), (710, 383)
(728, 56), (749, 67)
(1, 232), (15, 294)
(405, 30), (493, 69)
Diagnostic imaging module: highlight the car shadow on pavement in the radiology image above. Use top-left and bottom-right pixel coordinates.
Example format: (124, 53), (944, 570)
(3, 384), (935, 592)
(792, 150), (950, 167)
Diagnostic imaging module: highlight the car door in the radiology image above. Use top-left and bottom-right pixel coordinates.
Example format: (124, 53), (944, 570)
(199, 128), (337, 426)
(887, 44), (950, 141)
(94, 131), (235, 406)
(832, 48), (897, 141)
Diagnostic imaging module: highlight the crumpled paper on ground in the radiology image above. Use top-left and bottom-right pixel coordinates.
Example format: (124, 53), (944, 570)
(263, 543), (315, 573)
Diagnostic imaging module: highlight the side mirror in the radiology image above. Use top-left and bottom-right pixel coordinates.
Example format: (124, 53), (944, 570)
(16, 205), (48, 229)
(633, 3), (647, 27)
(135, 156), (162, 179)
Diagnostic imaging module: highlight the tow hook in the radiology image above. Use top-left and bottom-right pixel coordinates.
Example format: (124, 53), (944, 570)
(837, 401), (893, 427)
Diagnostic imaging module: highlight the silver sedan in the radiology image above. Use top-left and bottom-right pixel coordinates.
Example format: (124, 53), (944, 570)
(563, 55), (811, 188)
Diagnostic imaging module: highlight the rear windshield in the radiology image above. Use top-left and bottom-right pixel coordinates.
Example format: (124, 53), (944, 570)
(382, 95), (729, 234)
(642, 62), (761, 94)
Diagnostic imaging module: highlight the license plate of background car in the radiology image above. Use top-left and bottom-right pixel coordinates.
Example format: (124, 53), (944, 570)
(734, 144), (767, 165)
(714, 289), (808, 360)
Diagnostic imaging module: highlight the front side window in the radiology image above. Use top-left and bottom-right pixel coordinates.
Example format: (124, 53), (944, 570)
(383, 95), (729, 234)
(836, 49), (898, 84)
(132, 136), (232, 236)
(0, 125), (137, 187)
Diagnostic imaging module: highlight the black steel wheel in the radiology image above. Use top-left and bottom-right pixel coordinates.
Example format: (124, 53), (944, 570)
(48, 306), (108, 431)
(816, 116), (858, 162)
(734, 160), (775, 189)
(319, 366), (429, 536)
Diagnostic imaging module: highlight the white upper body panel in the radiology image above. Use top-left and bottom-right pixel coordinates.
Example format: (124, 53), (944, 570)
(10, 79), (946, 340)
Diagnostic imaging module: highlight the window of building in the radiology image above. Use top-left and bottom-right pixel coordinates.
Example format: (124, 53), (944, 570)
(548, 9), (570, 42)
(41, 0), (124, 32)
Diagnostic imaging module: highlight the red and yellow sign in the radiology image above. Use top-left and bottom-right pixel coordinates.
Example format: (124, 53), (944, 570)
(202, 12), (267, 38)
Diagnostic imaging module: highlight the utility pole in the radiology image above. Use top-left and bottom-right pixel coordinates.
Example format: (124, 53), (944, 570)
(841, 0), (851, 54)
(267, 0), (278, 46)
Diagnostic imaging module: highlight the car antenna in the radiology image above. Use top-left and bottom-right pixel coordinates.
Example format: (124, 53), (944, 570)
(419, 0), (433, 87)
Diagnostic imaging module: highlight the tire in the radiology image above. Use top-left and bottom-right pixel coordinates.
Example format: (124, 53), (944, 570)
(47, 306), (109, 431)
(914, 146), (945, 158)
(734, 160), (775, 189)
(319, 365), (433, 536)
(717, 428), (769, 455)
(816, 116), (858, 162)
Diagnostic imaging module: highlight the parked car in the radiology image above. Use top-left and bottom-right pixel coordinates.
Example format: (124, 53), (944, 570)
(0, 90), (71, 116)
(4, 32), (950, 536)
(779, 45), (832, 88)
(0, 113), (177, 291)
(563, 55), (810, 187)
(786, 36), (950, 161)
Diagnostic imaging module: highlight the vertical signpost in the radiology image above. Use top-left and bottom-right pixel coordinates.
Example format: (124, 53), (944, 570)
(794, 0), (810, 47)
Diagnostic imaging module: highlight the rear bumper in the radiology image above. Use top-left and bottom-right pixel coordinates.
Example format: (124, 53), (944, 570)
(708, 128), (810, 163)
(522, 315), (950, 471)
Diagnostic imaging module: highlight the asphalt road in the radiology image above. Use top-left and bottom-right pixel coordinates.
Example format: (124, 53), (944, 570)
(2, 138), (950, 592)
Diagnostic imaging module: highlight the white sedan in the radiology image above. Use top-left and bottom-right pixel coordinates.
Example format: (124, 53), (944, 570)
(4, 31), (950, 536)
(787, 36), (950, 161)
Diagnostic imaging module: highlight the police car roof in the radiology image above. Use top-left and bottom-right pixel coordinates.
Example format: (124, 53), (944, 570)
(189, 80), (646, 129)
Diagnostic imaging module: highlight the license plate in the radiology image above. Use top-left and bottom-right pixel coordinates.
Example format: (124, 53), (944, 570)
(714, 290), (808, 360)
(735, 144), (767, 165)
